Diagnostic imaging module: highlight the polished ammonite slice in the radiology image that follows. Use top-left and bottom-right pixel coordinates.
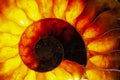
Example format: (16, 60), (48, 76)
(0, 0), (120, 80)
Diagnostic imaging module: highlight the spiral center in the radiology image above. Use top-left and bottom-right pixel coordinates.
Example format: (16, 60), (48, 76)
(35, 36), (64, 72)
(19, 18), (87, 72)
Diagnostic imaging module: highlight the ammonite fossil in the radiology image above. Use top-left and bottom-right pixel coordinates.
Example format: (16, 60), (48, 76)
(0, 0), (120, 80)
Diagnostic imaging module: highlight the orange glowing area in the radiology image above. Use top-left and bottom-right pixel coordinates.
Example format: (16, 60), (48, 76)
(0, 0), (120, 80)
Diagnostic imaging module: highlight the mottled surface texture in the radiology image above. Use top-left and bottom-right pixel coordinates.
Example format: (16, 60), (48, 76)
(0, 0), (120, 80)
